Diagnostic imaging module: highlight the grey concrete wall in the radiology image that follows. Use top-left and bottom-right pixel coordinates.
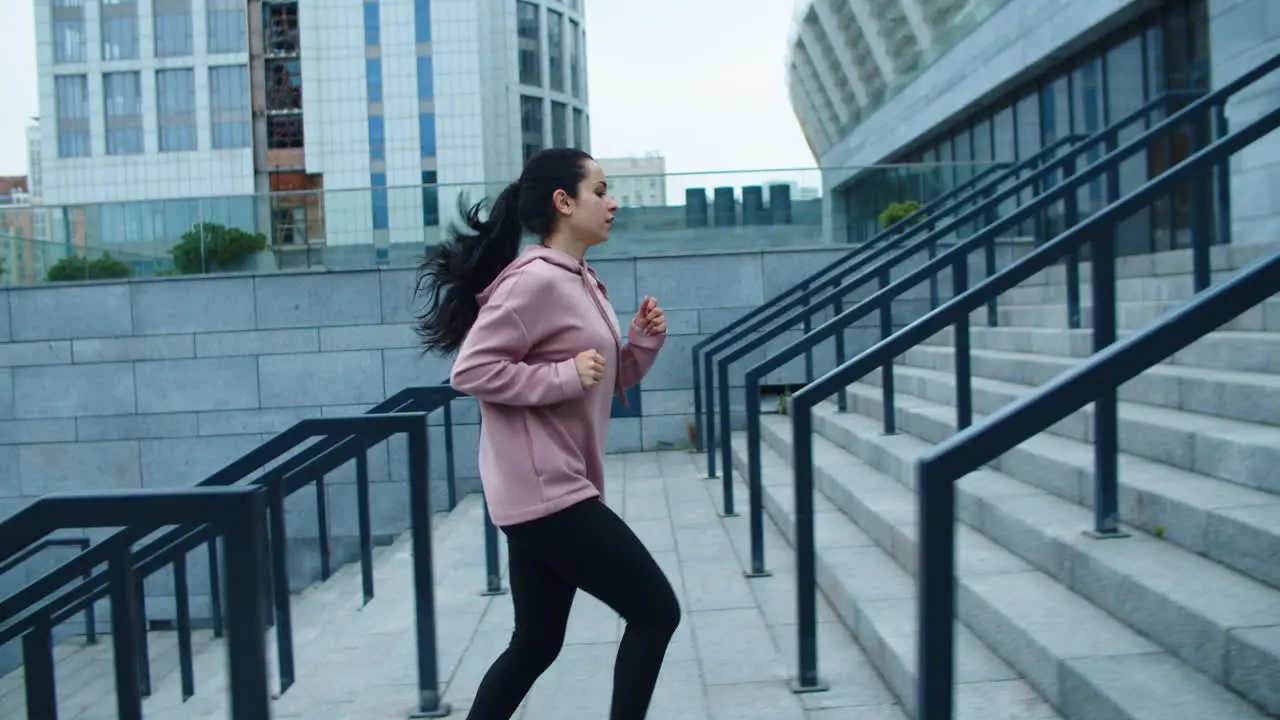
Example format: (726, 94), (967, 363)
(1210, 0), (1280, 246)
(3, 244), (954, 625)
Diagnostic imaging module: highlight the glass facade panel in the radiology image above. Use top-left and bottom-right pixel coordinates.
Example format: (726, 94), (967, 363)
(157, 68), (196, 151)
(154, 0), (193, 57)
(103, 72), (143, 155)
(207, 0), (246, 53)
(210, 65), (250, 149)
(517, 1), (541, 86)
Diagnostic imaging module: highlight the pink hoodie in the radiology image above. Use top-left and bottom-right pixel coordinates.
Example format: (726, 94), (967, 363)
(450, 244), (665, 526)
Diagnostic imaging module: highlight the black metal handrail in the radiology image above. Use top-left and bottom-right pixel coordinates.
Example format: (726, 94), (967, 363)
(0, 538), (96, 645)
(704, 88), (1205, 503)
(779, 56), (1280, 696)
(3, 485), (272, 720)
(690, 160), (1015, 451)
(717, 88), (1203, 516)
(0, 388), (467, 718)
(914, 250), (1280, 720)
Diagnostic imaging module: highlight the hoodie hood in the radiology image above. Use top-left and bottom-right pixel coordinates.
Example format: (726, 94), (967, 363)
(476, 243), (608, 307)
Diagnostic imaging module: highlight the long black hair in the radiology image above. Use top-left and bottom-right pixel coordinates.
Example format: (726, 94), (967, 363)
(414, 148), (594, 355)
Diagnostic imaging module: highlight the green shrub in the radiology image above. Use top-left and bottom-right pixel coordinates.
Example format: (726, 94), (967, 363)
(878, 200), (925, 230)
(170, 222), (268, 275)
(46, 253), (134, 282)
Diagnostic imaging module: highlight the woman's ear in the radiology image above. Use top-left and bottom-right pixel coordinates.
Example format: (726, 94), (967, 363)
(552, 188), (574, 216)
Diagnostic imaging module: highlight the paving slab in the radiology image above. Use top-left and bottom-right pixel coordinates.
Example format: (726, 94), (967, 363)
(0, 451), (900, 719)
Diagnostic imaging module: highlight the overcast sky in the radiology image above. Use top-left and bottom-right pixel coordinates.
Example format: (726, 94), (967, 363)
(0, 0), (817, 186)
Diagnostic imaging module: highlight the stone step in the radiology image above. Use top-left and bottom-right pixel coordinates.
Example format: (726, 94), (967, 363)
(924, 325), (1280, 374)
(783, 402), (1280, 716)
(725, 435), (1063, 720)
(975, 298), (1280, 332)
(1017, 242), (1280, 289)
(731, 426), (1273, 720)
(842, 374), (1280, 592)
(0, 503), (470, 719)
(1000, 270), (1238, 307)
(884, 345), (1280, 488)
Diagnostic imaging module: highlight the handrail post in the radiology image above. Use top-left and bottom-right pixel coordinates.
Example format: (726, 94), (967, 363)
(1213, 105), (1232, 248)
(878, 268), (896, 434)
(316, 472), (332, 581)
(207, 538), (225, 638)
(917, 460), (956, 720)
(109, 544), (143, 720)
(23, 623), (57, 719)
(224, 489), (272, 720)
(174, 554), (196, 700)
(1063, 154), (1082, 329)
(704, 354), (718, 479)
(717, 358), (738, 517)
(357, 436), (376, 605)
(744, 373), (770, 578)
(953, 257), (973, 430)
(78, 541), (98, 645)
(407, 419), (451, 717)
(1191, 108), (1214, 291)
(788, 396), (828, 695)
(443, 402), (458, 511)
(692, 345), (704, 452)
(834, 293), (848, 412)
(1088, 138), (1129, 541)
(268, 482), (297, 693)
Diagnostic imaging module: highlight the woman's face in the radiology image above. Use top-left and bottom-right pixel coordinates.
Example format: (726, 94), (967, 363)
(563, 160), (620, 246)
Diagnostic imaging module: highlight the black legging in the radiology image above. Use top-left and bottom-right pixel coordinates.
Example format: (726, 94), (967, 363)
(465, 498), (681, 720)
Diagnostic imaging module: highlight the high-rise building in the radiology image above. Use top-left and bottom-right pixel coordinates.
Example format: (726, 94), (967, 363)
(596, 154), (666, 208)
(34, 0), (591, 258)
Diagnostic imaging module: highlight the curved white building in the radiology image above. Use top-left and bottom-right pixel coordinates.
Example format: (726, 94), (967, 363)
(786, 0), (1280, 254)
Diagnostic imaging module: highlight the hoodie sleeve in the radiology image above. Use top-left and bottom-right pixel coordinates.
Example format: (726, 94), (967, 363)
(450, 276), (586, 407)
(618, 319), (665, 390)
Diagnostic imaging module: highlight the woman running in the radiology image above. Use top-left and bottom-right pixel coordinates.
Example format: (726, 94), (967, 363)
(414, 147), (681, 720)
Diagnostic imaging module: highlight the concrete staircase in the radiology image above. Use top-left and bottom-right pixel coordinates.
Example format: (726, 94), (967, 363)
(731, 242), (1280, 719)
(0, 499), (473, 720)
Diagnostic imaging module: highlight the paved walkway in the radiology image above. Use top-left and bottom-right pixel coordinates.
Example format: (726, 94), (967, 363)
(1, 451), (906, 719)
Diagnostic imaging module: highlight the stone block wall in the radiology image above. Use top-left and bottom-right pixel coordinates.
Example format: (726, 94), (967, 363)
(2, 244), (942, 624)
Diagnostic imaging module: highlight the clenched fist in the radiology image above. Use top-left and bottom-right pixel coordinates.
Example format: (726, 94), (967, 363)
(575, 349), (606, 389)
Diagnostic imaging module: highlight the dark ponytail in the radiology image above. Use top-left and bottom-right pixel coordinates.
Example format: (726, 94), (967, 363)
(413, 183), (523, 355)
(414, 147), (595, 355)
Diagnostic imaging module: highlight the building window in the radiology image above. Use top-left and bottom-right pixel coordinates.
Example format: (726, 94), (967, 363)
(54, 75), (90, 158)
(368, 115), (385, 159)
(266, 59), (302, 112)
(265, 2), (299, 56)
(364, 1), (380, 46)
(157, 69), (196, 151)
(101, 2), (140, 61)
(210, 65), (250, 149)
(517, 1), (541, 86)
(371, 173), (389, 230)
(414, 0), (431, 43)
(207, 0), (246, 53)
(154, 0), (192, 57)
(103, 72), (143, 155)
(422, 170), (439, 227)
(551, 101), (567, 147)
(52, 1), (86, 65)
(366, 58), (383, 103)
(416, 56), (433, 100)
(572, 107), (584, 149)
(521, 95), (543, 162)
(547, 10), (564, 93)
(569, 19), (581, 98)
(419, 114), (436, 157)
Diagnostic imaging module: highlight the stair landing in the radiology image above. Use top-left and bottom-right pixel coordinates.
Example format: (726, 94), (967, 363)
(0, 451), (899, 719)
